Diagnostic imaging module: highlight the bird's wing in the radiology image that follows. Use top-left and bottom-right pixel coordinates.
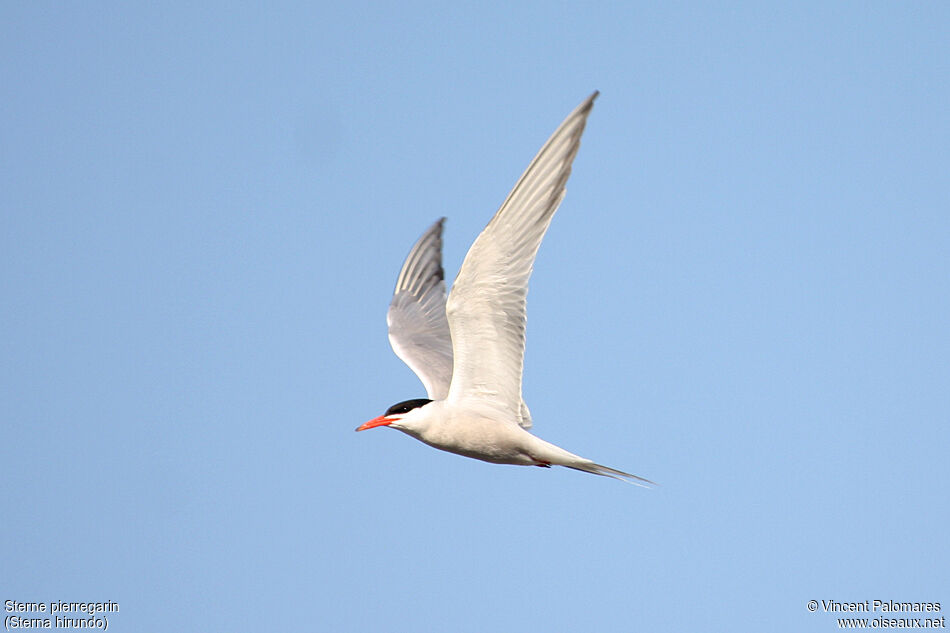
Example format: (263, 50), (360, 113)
(387, 218), (454, 400)
(445, 92), (597, 424)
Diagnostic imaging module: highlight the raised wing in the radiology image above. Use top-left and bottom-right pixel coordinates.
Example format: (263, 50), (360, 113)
(387, 218), (454, 400)
(445, 92), (597, 423)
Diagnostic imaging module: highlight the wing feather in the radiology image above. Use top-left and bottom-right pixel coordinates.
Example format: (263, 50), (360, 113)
(445, 93), (598, 423)
(387, 218), (454, 400)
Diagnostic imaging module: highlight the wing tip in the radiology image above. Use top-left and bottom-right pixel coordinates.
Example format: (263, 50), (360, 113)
(393, 217), (448, 294)
(580, 90), (599, 113)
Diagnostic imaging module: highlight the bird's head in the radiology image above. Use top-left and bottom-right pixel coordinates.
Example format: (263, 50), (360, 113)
(356, 398), (433, 433)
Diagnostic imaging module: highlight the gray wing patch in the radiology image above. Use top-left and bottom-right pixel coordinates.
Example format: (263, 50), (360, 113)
(387, 218), (454, 400)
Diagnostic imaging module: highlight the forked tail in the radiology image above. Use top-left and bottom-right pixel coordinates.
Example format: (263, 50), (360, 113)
(566, 461), (657, 488)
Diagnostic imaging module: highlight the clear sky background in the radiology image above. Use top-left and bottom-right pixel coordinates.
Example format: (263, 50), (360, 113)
(2, 3), (948, 631)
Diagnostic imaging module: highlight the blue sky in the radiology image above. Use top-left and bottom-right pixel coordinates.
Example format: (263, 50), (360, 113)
(2, 2), (948, 631)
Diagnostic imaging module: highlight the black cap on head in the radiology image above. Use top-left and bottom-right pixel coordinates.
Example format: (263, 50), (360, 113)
(385, 398), (432, 416)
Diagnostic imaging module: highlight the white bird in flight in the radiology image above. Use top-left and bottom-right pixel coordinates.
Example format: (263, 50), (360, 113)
(357, 92), (653, 485)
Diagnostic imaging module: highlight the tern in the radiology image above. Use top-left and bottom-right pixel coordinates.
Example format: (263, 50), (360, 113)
(357, 92), (653, 485)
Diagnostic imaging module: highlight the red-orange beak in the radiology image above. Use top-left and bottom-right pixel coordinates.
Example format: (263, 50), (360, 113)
(355, 415), (395, 432)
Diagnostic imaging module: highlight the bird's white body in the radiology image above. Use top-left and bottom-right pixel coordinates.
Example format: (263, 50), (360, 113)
(358, 92), (653, 486)
(394, 399), (576, 467)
